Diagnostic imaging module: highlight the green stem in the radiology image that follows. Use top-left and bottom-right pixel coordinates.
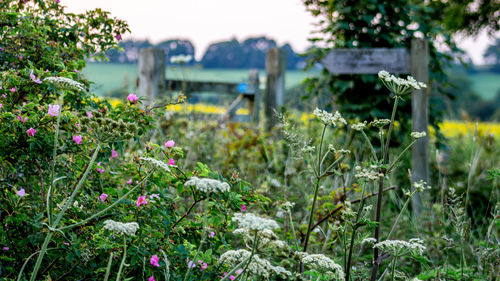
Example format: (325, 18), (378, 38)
(320, 155), (345, 178)
(116, 237), (128, 281)
(235, 231), (259, 281)
(29, 144), (101, 281)
(361, 130), (378, 162)
(345, 182), (367, 281)
(387, 191), (415, 240)
(391, 256), (397, 281)
(303, 179), (321, 253)
(17, 248), (56, 281)
(387, 139), (417, 173)
(317, 125), (327, 177)
(47, 92), (65, 226)
(370, 96), (399, 281)
(104, 252), (114, 281)
(288, 210), (300, 251)
(183, 200), (210, 281)
(58, 169), (154, 231)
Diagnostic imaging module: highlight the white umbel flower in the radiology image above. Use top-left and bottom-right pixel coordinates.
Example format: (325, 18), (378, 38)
(44, 77), (85, 92)
(378, 70), (427, 96)
(184, 177), (230, 193)
(351, 121), (367, 131)
(300, 253), (344, 280)
(232, 212), (279, 231)
(373, 238), (426, 256)
(140, 157), (171, 173)
(219, 249), (291, 279)
(103, 220), (139, 237)
(313, 108), (346, 127)
(410, 131), (427, 139)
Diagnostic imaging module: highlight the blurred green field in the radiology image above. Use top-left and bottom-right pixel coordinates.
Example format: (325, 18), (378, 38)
(82, 63), (318, 96)
(83, 63), (500, 100)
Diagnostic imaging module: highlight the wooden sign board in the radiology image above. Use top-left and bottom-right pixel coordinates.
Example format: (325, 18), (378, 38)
(321, 48), (410, 74)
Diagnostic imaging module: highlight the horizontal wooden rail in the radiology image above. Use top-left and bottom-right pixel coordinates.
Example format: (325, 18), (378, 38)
(165, 79), (256, 97)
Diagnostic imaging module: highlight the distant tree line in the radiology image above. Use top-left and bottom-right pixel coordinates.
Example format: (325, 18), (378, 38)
(105, 36), (304, 69)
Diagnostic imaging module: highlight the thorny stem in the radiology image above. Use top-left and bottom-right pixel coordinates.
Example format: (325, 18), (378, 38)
(303, 178), (321, 254)
(172, 197), (206, 230)
(370, 96), (399, 281)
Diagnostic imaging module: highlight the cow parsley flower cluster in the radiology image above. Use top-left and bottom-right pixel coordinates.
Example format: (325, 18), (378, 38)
(313, 108), (346, 127)
(378, 70), (427, 96)
(298, 253), (345, 280)
(232, 212), (279, 232)
(373, 238), (426, 256)
(413, 180), (431, 192)
(351, 121), (367, 131)
(410, 131), (427, 139)
(219, 249), (292, 279)
(140, 157), (171, 173)
(370, 119), (391, 128)
(184, 177), (230, 193)
(44, 77), (85, 92)
(102, 220), (139, 237)
(354, 165), (384, 181)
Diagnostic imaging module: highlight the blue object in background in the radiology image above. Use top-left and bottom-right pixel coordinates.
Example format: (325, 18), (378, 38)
(237, 83), (248, 93)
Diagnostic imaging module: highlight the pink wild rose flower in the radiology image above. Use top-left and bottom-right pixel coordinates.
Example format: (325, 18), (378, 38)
(168, 158), (175, 166)
(136, 196), (147, 207)
(110, 149), (118, 159)
(17, 115), (28, 123)
(30, 70), (42, 84)
(150, 255), (160, 267)
(99, 193), (108, 202)
(26, 128), (36, 137)
(164, 140), (175, 148)
(48, 104), (60, 117)
(72, 135), (83, 144)
(241, 205), (246, 212)
(148, 276), (155, 281)
(96, 162), (104, 174)
(127, 179), (133, 185)
(127, 93), (139, 104)
(17, 188), (26, 197)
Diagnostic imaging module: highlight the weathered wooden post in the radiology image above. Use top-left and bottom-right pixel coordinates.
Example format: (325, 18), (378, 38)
(411, 38), (429, 217)
(248, 69), (260, 123)
(265, 48), (286, 130)
(139, 48), (165, 103)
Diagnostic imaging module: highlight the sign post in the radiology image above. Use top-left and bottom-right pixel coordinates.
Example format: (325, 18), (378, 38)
(320, 41), (429, 216)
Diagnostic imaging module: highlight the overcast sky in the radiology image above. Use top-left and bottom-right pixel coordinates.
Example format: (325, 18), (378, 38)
(62, 0), (496, 64)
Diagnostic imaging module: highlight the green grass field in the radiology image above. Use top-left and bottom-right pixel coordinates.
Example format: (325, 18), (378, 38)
(82, 63), (318, 97)
(83, 63), (500, 100)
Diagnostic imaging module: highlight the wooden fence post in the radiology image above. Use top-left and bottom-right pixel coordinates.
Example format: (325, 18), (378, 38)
(139, 48), (165, 103)
(265, 48), (286, 130)
(411, 38), (429, 218)
(248, 69), (260, 123)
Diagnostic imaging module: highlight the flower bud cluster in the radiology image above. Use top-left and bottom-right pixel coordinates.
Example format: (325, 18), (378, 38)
(410, 131), (427, 139)
(354, 165), (384, 181)
(44, 77), (85, 92)
(80, 110), (138, 142)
